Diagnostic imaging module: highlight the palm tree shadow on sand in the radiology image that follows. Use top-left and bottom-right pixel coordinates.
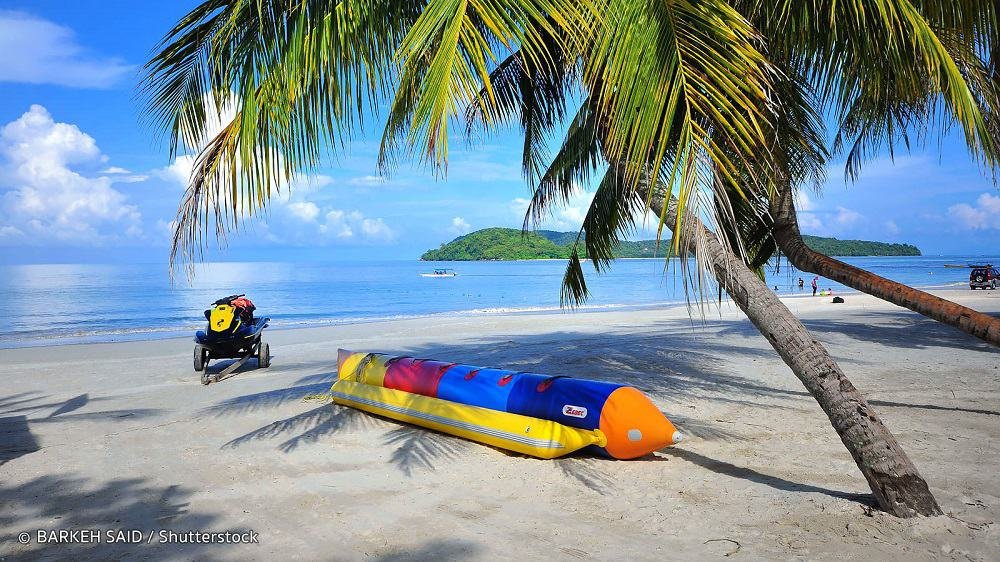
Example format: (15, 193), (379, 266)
(382, 426), (473, 476)
(372, 539), (482, 561)
(717, 308), (998, 352)
(1, 392), (161, 467)
(199, 313), (988, 506)
(657, 448), (876, 506)
(219, 400), (476, 476)
(221, 403), (384, 452)
(0, 474), (222, 559)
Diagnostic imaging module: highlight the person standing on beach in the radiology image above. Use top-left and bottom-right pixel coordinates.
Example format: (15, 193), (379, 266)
(811, 276), (819, 296)
(798, 277), (804, 290)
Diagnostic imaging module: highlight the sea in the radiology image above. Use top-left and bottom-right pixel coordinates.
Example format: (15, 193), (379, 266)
(0, 256), (995, 348)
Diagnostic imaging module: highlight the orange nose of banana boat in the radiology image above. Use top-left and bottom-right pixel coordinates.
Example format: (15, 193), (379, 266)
(598, 386), (682, 459)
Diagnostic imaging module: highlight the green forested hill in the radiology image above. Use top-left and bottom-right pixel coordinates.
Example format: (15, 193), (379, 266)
(421, 228), (572, 260)
(800, 235), (921, 257)
(420, 228), (921, 260)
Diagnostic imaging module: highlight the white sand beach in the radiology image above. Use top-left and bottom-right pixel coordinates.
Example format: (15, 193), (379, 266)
(1, 289), (998, 560)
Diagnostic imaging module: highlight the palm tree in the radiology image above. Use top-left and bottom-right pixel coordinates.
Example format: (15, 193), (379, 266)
(769, 187), (1000, 345)
(143, 0), (997, 516)
(751, 3), (1000, 346)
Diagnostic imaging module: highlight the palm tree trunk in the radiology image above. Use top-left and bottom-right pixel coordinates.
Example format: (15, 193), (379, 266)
(770, 186), (1000, 347)
(648, 188), (942, 517)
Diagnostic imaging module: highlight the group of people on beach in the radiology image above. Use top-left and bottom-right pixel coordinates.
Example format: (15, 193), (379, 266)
(774, 276), (834, 296)
(796, 276), (831, 296)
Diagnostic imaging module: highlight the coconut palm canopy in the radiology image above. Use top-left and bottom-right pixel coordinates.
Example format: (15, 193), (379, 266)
(143, 0), (999, 298)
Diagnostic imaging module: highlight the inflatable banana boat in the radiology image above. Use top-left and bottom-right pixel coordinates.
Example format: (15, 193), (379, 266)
(331, 349), (682, 459)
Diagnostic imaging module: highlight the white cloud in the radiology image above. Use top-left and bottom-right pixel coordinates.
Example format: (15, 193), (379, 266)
(100, 167), (149, 184)
(116, 175), (148, 183)
(154, 156), (196, 187)
(361, 217), (393, 241)
(948, 193), (1000, 230)
(794, 190), (817, 211)
(153, 95), (239, 190)
(153, 96), (335, 203)
(0, 225), (24, 240)
(447, 216), (472, 235)
(286, 201), (320, 222)
(348, 175), (387, 187)
(791, 190), (825, 232)
(510, 197), (531, 216)
(834, 206), (863, 226)
(884, 220), (900, 235)
(0, 11), (133, 88)
(508, 188), (596, 231)
(553, 192), (592, 228)
(281, 174), (334, 201)
(261, 172), (395, 244)
(0, 105), (142, 245)
(314, 209), (394, 242)
(320, 210), (355, 238)
(797, 212), (824, 232)
(793, 204), (862, 234)
(155, 219), (176, 240)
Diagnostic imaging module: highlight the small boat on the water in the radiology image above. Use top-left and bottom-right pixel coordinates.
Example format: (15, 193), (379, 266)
(420, 268), (457, 278)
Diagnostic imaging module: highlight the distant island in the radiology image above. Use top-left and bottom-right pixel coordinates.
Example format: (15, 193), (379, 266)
(420, 228), (921, 260)
(798, 235), (920, 257)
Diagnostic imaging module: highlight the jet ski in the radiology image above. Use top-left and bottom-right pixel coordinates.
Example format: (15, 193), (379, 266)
(194, 294), (270, 384)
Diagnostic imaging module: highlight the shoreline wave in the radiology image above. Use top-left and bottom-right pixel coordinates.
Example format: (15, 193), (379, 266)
(0, 300), (689, 349)
(0, 280), (976, 349)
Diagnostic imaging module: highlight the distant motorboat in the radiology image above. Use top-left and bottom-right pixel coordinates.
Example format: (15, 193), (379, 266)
(421, 268), (457, 278)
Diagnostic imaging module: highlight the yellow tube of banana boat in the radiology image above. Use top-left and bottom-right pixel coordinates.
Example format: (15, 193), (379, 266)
(337, 349), (390, 386)
(329, 380), (606, 459)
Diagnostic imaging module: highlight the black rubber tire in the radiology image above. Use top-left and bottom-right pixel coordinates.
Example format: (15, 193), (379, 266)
(975, 275), (985, 282)
(194, 345), (207, 372)
(258, 342), (271, 369)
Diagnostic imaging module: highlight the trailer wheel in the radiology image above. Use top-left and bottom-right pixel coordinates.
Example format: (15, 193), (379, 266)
(258, 342), (271, 369)
(194, 345), (208, 372)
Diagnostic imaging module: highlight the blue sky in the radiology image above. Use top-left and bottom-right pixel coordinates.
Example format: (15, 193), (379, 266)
(1, 1), (998, 265)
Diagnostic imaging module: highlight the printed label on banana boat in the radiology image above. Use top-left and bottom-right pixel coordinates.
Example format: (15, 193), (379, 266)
(562, 405), (588, 418)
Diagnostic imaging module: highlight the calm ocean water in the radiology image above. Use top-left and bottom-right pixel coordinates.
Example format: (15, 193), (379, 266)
(0, 256), (995, 348)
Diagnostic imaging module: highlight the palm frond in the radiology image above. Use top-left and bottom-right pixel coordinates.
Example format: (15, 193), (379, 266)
(145, 0), (425, 268)
(744, 0), (999, 175)
(525, 97), (603, 228)
(380, 0), (593, 173)
(141, 0), (235, 157)
(579, 165), (647, 269)
(560, 248), (588, 306)
(464, 41), (578, 183)
(581, 0), (775, 260)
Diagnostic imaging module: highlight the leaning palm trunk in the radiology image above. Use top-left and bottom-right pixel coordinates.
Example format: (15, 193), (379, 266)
(770, 187), (1000, 347)
(648, 186), (942, 518)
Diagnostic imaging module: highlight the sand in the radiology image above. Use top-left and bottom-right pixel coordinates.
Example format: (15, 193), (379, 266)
(1, 289), (998, 560)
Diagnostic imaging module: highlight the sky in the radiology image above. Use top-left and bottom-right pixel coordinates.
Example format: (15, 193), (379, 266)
(1, 1), (998, 265)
